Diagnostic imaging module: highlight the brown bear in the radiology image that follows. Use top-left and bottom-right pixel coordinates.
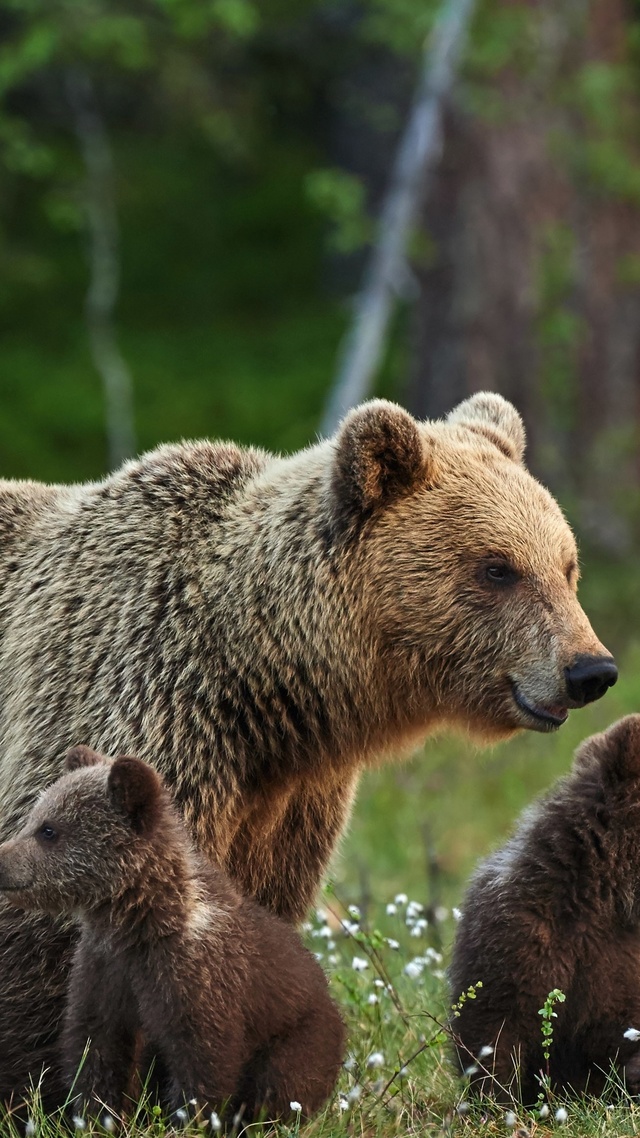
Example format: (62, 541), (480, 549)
(0, 393), (615, 1104)
(449, 715), (640, 1104)
(0, 745), (345, 1123)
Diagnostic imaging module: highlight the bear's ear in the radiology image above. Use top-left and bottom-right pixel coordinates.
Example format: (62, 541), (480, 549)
(65, 745), (103, 772)
(108, 757), (163, 834)
(447, 392), (525, 464)
(574, 716), (640, 785)
(330, 400), (433, 532)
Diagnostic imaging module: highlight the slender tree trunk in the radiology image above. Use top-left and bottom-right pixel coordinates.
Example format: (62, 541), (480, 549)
(321, 0), (476, 436)
(67, 68), (136, 470)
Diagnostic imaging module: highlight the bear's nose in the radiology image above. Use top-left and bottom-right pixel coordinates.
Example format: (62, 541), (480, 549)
(565, 654), (618, 706)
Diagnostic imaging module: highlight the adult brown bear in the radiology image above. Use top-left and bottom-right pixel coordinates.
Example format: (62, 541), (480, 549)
(0, 393), (615, 1104)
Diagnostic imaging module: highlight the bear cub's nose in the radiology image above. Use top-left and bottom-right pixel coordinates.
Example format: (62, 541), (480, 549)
(565, 655), (618, 706)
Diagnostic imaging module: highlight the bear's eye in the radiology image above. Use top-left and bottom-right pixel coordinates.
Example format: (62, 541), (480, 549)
(36, 823), (58, 843)
(484, 561), (519, 586)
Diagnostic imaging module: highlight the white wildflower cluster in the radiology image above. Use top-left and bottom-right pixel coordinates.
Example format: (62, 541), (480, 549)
(209, 1111), (222, 1131)
(366, 1051), (384, 1069)
(289, 1100), (302, 1113)
(342, 919), (360, 936)
(624, 1027), (640, 1041)
(555, 1106), (568, 1123)
(403, 946), (443, 981)
(351, 955), (369, 971)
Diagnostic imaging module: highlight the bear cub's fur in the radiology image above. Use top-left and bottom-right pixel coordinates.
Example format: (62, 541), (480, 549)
(449, 715), (640, 1102)
(0, 746), (345, 1121)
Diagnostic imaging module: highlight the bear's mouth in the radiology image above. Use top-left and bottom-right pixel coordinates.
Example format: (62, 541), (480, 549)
(511, 684), (568, 732)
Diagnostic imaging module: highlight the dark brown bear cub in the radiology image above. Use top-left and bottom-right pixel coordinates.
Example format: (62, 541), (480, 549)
(0, 746), (345, 1122)
(449, 715), (640, 1103)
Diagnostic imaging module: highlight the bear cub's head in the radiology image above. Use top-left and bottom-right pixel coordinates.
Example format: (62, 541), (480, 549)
(0, 746), (168, 915)
(571, 713), (640, 804)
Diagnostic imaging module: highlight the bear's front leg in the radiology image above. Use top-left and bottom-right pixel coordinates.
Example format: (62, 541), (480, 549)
(61, 947), (137, 1118)
(225, 769), (360, 922)
(135, 978), (245, 1118)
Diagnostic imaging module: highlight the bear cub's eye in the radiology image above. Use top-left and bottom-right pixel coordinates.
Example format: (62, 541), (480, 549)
(484, 561), (519, 586)
(36, 823), (58, 843)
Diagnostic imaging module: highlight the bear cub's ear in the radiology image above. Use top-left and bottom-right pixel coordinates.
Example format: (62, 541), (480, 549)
(573, 715), (640, 786)
(331, 400), (433, 532)
(108, 757), (163, 834)
(66, 745), (104, 772)
(447, 392), (525, 464)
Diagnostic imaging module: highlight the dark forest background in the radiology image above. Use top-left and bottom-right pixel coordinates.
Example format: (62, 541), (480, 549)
(2, 0), (640, 648)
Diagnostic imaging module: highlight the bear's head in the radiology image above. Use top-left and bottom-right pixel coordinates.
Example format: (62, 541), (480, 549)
(572, 715), (640, 791)
(0, 746), (167, 915)
(329, 393), (615, 741)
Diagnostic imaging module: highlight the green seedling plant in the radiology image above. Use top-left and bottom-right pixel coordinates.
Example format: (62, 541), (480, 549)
(536, 987), (566, 1113)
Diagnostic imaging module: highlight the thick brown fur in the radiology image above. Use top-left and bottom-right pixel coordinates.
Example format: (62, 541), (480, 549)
(449, 715), (640, 1103)
(0, 394), (613, 1102)
(0, 748), (345, 1122)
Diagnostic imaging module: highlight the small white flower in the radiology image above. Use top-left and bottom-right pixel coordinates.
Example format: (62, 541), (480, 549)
(344, 1054), (356, 1071)
(404, 960), (424, 979)
(174, 1109), (188, 1125)
(327, 939), (335, 950)
(374, 978), (386, 988)
(328, 952), (340, 965)
(25, 1122), (36, 1138)
(352, 955), (369, 971)
(394, 893), (408, 905)
(346, 1084), (361, 1104)
(232, 1110), (244, 1129)
(479, 1044), (494, 1059)
(424, 947), (442, 963)
(72, 1119), (87, 1132)
(452, 907), (462, 921)
(538, 1104), (549, 1119)
(367, 1051), (384, 1068)
(464, 1064), (479, 1077)
(406, 900), (424, 919)
(456, 1101), (470, 1116)
(312, 925), (332, 939)
(504, 1110), (517, 1127)
(301, 920), (313, 933)
(555, 1106), (568, 1123)
(210, 1112), (222, 1131)
(625, 1027), (640, 1041)
(315, 907), (327, 924)
(101, 1115), (115, 1133)
(348, 905), (361, 920)
(342, 920), (360, 936)
(385, 937), (400, 950)
(386, 903), (397, 916)
(367, 993), (378, 1005)
(290, 1101), (302, 1113)
(338, 1097), (349, 1113)
(434, 905), (449, 922)
(433, 968), (445, 980)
